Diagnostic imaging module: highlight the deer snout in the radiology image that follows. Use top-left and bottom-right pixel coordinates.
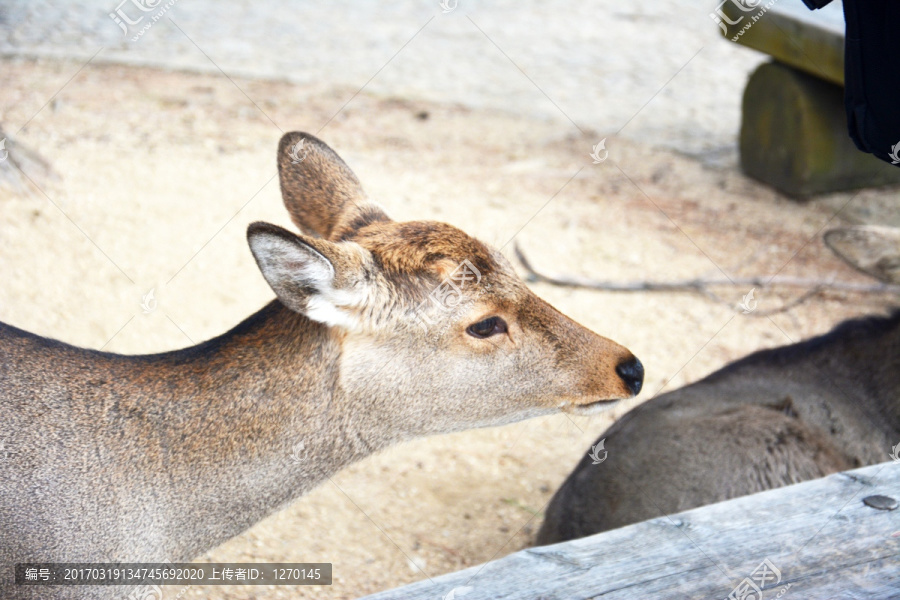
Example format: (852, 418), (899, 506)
(615, 356), (644, 396)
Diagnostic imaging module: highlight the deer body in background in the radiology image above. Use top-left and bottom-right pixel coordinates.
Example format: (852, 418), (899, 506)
(0, 133), (642, 598)
(536, 226), (900, 545)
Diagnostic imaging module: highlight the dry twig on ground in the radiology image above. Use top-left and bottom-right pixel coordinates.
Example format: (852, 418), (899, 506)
(513, 243), (900, 317)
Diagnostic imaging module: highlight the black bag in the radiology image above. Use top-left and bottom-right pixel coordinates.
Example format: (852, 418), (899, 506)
(804, 0), (900, 167)
(841, 0), (900, 166)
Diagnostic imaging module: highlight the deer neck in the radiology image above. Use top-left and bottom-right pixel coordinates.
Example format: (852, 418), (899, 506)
(134, 301), (394, 559)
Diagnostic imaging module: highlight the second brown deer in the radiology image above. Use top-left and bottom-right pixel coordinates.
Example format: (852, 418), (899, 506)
(537, 225), (900, 545)
(0, 132), (642, 599)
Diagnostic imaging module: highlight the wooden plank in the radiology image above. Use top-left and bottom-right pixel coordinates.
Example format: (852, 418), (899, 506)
(718, 0), (845, 85)
(361, 462), (900, 599)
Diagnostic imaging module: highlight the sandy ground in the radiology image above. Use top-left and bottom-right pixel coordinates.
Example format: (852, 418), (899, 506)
(1, 55), (898, 600)
(0, 0), (764, 156)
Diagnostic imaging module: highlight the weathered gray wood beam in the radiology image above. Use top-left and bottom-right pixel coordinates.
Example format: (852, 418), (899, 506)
(362, 462), (900, 599)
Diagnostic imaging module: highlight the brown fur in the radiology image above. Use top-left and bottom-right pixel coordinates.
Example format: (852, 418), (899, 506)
(278, 131), (389, 240)
(353, 220), (496, 280)
(0, 132), (641, 599)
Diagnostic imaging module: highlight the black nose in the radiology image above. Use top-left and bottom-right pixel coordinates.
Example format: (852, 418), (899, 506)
(616, 357), (644, 396)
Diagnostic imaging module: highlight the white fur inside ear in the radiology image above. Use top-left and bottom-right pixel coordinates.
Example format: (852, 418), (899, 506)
(250, 231), (364, 330)
(305, 289), (362, 330)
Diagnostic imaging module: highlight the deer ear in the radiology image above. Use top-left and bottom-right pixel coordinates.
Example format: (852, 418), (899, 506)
(278, 132), (391, 241)
(247, 222), (361, 329)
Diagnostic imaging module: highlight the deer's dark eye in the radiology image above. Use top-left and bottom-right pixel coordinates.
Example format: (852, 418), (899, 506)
(466, 316), (507, 339)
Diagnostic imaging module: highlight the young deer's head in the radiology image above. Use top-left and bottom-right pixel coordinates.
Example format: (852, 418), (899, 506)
(247, 133), (642, 436)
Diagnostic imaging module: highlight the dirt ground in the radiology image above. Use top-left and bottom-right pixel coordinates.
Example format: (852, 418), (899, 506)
(1, 57), (898, 599)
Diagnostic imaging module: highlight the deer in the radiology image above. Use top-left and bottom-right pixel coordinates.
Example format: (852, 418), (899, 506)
(536, 225), (900, 546)
(0, 132), (643, 599)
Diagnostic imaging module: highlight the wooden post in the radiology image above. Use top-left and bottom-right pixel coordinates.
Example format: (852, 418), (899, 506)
(740, 61), (900, 198)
